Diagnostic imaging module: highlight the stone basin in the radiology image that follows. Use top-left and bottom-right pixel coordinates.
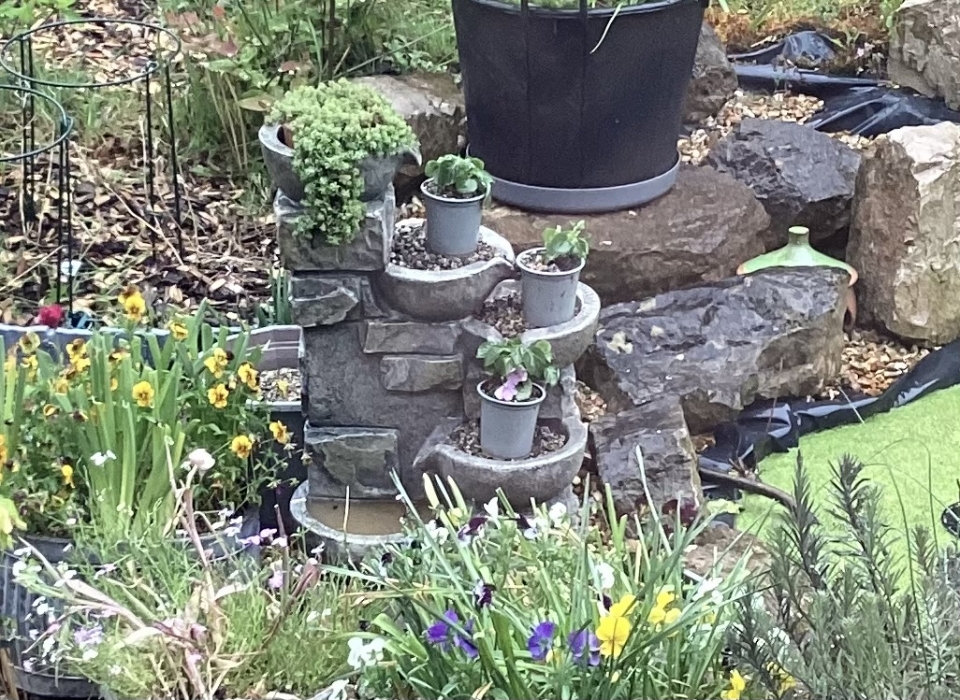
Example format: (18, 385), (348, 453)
(376, 227), (515, 322)
(413, 415), (587, 508)
(290, 483), (431, 563)
(462, 279), (600, 370)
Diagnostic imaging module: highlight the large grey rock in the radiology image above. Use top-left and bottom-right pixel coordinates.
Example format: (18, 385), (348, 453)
(305, 426), (400, 499)
(380, 354), (464, 392)
(485, 167), (768, 305)
(377, 227), (516, 321)
(684, 23), (738, 124)
(290, 275), (362, 326)
(590, 397), (702, 518)
(706, 119), (862, 249)
(276, 189), (394, 272)
(352, 73), (467, 200)
(888, 0), (960, 110)
(362, 320), (461, 355)
(847, 123), (960, 344)
(580, 268), (848, 434)
(302, 323), (462, 475)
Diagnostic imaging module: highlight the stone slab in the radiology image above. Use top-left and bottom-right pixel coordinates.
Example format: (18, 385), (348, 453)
(362, 320), (462, 354)
(380, 354), (464, 392)
(305, 425), (400, 499)
(290, 274), (362, 326)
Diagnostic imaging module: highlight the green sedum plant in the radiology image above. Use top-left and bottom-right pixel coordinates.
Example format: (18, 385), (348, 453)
(270, 80), (417, 245)
(476, 337), (559, 402)
(543, 220), (589, 263)
(424, 154), (492, 198)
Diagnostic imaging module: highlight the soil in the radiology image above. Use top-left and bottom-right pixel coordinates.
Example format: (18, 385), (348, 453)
(390, 218), (499, 271)
(519, 249), (581, 273)
(422, 179), (485, 200)
(451, 419), (567, 460)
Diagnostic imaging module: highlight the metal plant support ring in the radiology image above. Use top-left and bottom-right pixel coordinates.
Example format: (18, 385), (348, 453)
(0, 18), (185, 256)
(0, 84), (75, 309)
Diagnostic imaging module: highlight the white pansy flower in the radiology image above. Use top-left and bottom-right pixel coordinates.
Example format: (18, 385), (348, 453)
(483, 498), (500, 521)
(548, 501), (567, 526)
(347, 636), (387, 670)
(184, 448), (215, 473)
(90, 451), (116, 467)
(424, 519), (449, 544)
(595, 562), (615, 590)
(328, 679), (349, 700)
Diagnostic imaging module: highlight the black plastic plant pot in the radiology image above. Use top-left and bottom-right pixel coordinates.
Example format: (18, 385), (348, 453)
(942, 503), (960, 539)
(452, 0), (705, 213)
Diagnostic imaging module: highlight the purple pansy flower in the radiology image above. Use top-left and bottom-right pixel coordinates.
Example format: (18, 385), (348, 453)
(527, 620), (556, 661)
(457, 619), (479, 659)
(426, 610), (479, 659)
(473, 580), (495, 609)
(568, 629), (601, 667)
(494, 368), (528, 402)
(515, 513), (538, 539)
(458, 515), (488, 541)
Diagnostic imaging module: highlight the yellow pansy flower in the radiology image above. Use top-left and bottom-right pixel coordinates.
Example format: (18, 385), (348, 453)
(269, 420), (290, 444)
(596, 614), (631, 658)
(169, 321), (188, 341)
(61, 463), (74, 488)
(204, 348), (228, 378)
(230, 435), (253, 459)
(237, 362), (259, 390)
(721, 670), (747, 700)
(208, 383), (230, 409)
(132, 380), (155, 408)
(609, 594), (637, 618)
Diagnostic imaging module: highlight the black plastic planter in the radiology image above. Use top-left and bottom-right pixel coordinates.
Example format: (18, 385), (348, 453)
(452, 0), (705, 213)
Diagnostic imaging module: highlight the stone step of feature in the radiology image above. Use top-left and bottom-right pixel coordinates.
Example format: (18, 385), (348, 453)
(377, 226), (515, 322)
(379, 354), (464, 393)
(483, 165), (770, 306)
(579, 267), (849, 435)
(847, 122), (960, 345)
(276, 188), (394, 272)
(305, 425), (400, 500)
(361, 319), (462, 355)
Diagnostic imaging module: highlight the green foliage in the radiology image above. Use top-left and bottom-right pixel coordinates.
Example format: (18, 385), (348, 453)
(329, 477), (749, 700)
(729, 453), (960, 699)
(424, 154), (492, 198)
(543, 220), (589, 263)
(255, 269), (292, 326)
(0, 0), (74, 35)
(15, 496), (371, 700)
(269, 80), (417, 245)
(476, 337), (560, 387)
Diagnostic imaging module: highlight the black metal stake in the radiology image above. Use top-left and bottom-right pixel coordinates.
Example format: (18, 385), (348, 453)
(163, 62), (183, 255)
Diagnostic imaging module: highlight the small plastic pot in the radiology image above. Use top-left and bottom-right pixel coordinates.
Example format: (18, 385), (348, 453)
(478, 380), (545, 459)
(421, 179), (485, 256)
(517, 247), (585, 328)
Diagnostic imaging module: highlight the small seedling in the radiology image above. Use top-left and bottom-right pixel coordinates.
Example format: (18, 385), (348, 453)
(425, 155), (493, 198)
(542, 220), (589, 263)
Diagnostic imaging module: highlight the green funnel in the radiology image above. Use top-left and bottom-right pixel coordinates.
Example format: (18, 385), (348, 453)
(738, 226), (856, 279)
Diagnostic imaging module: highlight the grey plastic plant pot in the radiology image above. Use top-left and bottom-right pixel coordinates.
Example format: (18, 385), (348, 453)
(478, 380), (546, 459)
(517, 247), (586, 329)
(421, 179), (485, 256)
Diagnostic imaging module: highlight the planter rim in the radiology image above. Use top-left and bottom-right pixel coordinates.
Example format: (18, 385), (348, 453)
(290, 483), (412, 546)
(259, 123), (293, 158)
(421, 178), (488, 205)
(477, 379), (546, 408)
(462, 0), (699, 19)
(517, 247), (586, 278)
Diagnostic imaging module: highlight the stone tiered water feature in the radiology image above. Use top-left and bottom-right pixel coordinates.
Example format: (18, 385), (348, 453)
(281, 188), (598, 561)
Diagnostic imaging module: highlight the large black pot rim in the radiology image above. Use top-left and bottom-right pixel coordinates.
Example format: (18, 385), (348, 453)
(463, 0), (703, 18)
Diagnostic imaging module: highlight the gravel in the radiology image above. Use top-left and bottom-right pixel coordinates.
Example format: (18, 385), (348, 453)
(475, 293), (527, 337)
(259, 367), (300, 403)
(390, 218), (500, 271)
(451, 420), (567, 459)
(678, 90), (873, 165)
(816, 329), (934, 400)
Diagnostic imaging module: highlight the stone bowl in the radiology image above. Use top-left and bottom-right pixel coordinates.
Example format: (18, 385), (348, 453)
(291, 482), (423, 564)
(376, 226), (516, 322)
(463, 279), (600, 369)
(417, 416), (587, 509)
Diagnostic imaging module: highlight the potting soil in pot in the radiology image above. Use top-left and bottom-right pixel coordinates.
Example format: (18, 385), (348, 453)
(739, 384), (960, 568)
(475, 293), (582, 338)
(391, 219), (499, 270)
(452, 420), (567, 459)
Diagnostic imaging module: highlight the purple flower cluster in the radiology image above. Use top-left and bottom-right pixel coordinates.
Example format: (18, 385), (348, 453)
(425, 610), (478, 659)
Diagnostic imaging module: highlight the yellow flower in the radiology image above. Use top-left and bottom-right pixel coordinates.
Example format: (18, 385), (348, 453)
(61, 463), (74, 488)
(721, 670), (747, 700)
(0, 435), (7, 464)
(269, 420), (290, 444)
(109, 349), (129, 365)
(276, 379), (290, 397)
(654, 588), (676, 609)
(663, 607), (681, 625)
(53, 377), (69, 394)
(43, 404), (59, 417)
(21, 354), (38, 379)
(230, 434), (253, 459)
(71, 355), (91, 373)
(122, 290), (147, 323)
(609, 594), (637, 618)
(647, 586), (680, 626)
(766, 662), (796, 697)
(66, 339), (87, 361)
(110, 377), (118, 391)
(169, 321), (188, 341)
(596, 614), (631, 658)
(18, 332), (40, 355)
(204, 348), (228, 378)
(237, 362), (258, 390)
(208, 383), (230, 409)
(132, 380), (155, 408)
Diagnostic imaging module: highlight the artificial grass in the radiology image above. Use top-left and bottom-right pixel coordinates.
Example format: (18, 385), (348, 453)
(739, 384), (960, 560)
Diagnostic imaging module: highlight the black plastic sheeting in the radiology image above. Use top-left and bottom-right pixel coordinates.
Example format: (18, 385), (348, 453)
(699, 339), (960, 475)
(728, 30), (960, 133)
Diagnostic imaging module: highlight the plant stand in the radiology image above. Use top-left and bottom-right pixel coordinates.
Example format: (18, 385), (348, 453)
(278, 180), (599, 561)
(0, 18), (185, 258)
